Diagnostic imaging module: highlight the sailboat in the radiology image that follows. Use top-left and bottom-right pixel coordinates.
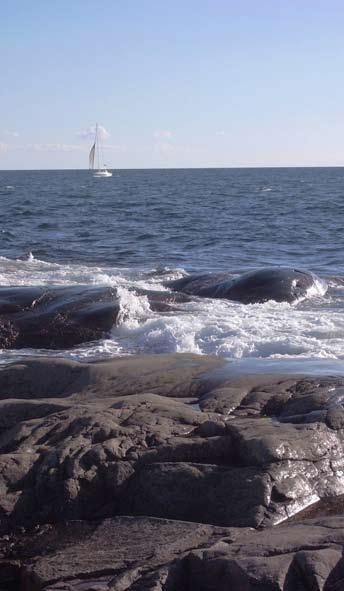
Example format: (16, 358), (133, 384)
(89, 124), (112, 177)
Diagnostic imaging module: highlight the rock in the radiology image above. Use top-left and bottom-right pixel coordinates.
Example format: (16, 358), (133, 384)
(0, 516), (235, 591)
(126, 462), (271, 527)
(3, 516), (344, 590)
(0, 354), (223, 531)
(167, 267), (327, 304)
(0, 357), (343, 532)
(0, 285), (121, 349)
(0, 353), (222, 401)
(192, 419), (226, 437)
(169, 516), (344, 591)
(0, 354), (344, 588)
(326, 406), (344, 430)
(0, 286), (192, 350)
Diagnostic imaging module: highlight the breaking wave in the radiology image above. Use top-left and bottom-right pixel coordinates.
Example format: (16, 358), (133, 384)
(0, 255), (342, 372)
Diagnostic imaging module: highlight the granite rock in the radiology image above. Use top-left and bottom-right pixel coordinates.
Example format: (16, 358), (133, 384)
(0, 356), (343, 533)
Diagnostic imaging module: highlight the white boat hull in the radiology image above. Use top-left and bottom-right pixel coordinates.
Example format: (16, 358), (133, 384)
(93, 170), (112, 178)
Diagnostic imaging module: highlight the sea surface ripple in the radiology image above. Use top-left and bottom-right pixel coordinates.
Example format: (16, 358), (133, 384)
(0, 167), (344, 373)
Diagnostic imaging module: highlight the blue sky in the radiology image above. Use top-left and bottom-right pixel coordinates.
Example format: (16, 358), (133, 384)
(1, 0), (344, 169)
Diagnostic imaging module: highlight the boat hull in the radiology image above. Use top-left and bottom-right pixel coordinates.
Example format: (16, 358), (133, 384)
(93, 170), (112, 177)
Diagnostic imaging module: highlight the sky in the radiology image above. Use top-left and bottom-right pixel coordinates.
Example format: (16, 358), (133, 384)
(1, 0), (344, 169)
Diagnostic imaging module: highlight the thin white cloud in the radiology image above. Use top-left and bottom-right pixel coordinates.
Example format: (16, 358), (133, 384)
(77, 125), (110, 141)
(102, 143), (128, 152)
(25, 143), (88, 152)
(158, 142), (174, 153)
(156, 141), (205, 156)
(215, 130), (225, 136)
(153, 130), (173, 139)
(2, 141), (125, 155)
(4, 130), (19, 138)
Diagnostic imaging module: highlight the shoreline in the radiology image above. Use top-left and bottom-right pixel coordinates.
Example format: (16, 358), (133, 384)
(1, 352), (344, 588)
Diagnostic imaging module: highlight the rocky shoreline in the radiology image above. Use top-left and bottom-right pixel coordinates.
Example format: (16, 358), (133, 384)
(1, 353), (344, 589)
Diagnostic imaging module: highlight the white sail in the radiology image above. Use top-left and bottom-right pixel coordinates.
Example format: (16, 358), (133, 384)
(89, 124), (112, 177)
(89, 143), (96, 169)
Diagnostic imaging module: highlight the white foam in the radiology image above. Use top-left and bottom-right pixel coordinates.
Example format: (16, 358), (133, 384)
(306, 274), (328, 298)
(0, 255), (341, 364)
(0, 256), (184, 290)
(116, 286), (152, 326)
(112, 315), (202, 355)
(107, 294), (344, 361)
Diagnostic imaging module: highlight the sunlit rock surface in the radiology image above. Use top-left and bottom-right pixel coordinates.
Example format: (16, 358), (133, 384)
(1, 353), (344, 589)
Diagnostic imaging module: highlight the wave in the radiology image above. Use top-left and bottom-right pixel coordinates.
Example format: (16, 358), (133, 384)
(107, 296), (344, 360)
(2, 292), (341, 364)
(0, 185), (15, 195)
(0, 256), (343, 365)
(0, 255), (185, 287)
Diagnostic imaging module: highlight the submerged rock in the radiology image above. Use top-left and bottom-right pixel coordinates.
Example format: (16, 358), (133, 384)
(168, 267), (327, 304)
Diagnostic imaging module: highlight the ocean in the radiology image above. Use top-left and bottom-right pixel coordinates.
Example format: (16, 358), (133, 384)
(1, 167), (344, 373)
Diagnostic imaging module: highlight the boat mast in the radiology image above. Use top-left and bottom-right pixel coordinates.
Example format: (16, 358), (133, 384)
(95, 123), (100, 171)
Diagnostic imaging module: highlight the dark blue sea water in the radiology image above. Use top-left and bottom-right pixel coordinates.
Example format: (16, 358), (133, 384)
(0, 167), (344, 371)
(1, 167), (344, 274)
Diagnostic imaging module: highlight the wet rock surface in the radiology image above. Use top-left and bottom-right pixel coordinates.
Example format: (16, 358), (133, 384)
(0, 270), (327, 350)
(0, 285), (121, 349)
(167, 267), (327, 304)
(1, 353), (344, 589)
(0, 285), (189, 349)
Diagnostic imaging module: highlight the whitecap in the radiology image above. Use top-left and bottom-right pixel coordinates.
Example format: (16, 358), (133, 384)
(0, 256), (343, 366)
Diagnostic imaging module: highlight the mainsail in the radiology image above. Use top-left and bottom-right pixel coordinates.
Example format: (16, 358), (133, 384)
(89, 143), (95, 169)
(89, 123), (112, 176)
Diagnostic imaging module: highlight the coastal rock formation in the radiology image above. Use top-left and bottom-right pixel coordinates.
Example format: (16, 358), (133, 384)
(0, 285), (189, 349)
(2, 514), (344, 589)
(0, 285), (121, 349)
(0, 516), (236, 590)
(167, 267), (328, 304)
(0, 355), (344, 531)
(0, 269), (327, 350)
(1, 353), (344, 589)
(168, 516), (344, 590)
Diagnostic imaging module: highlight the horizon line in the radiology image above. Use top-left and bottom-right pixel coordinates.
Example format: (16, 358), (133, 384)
(1, 164), (344, 172)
